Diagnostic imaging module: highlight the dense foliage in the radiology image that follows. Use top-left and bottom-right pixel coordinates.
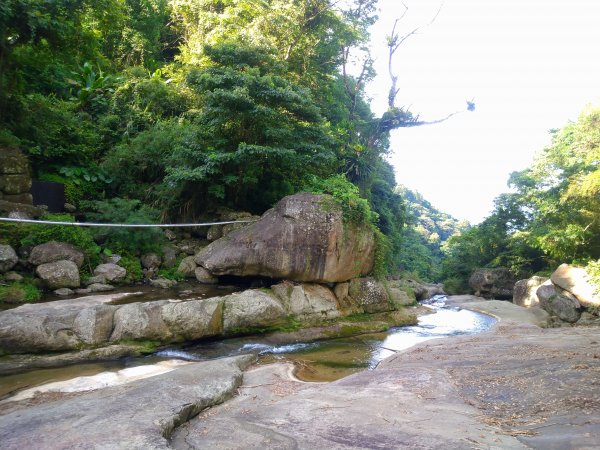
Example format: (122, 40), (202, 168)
(441, 104), (600, 292)
(1, 0), (441, 274)
(396, 186), (465, 280)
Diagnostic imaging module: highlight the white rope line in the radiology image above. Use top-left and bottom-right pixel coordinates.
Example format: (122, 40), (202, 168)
(0, 217), (256, 228)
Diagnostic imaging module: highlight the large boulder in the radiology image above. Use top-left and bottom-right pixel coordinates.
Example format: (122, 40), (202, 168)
(222, 290), (286, 333)
(513, 276), (548, 308)
(536, 281), (582, 323)
(195, 193), (375, 283)
(94, 263), (126, 282)
(469, 268), (515, 300)
(177, 256), (197, 278)
(0, 244), (18, 273)
(272, 281), (342, 321)
(348, 277), (392, 313)
(550, 264), (600, 308)
(36, 260), (80, 289)
(140, 253), (161, 270)
(29, 241), (85, 268)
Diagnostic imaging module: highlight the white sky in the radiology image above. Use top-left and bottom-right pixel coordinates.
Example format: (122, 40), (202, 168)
(365, 0), (600, 224)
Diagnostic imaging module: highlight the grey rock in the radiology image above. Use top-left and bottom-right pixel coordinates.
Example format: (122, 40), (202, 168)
(88, 283), (115, 292)
(28, 241), (85, 268)
(513, 276), (548, 307)
(0, 174), (31, 194)
(102, 254), (122, 264)
(35, 260), (80, 289)
(149, 277), (177, 289)
(0, 147), (29, 174)
(85, 274), (107, 285)
(164, 229), (177, 241)
(161, 298), (224, 341)
(196, 193), (375, 283)
(75, 288), (92, 295)
(469, 268), (516, 300)
(537, 281), (582, 323)
(0, 356), (254, 450)
(348, 277), (392, 313)
(206, 224), (223, 241)
(141, 252), (162, 270)
(3, 271), (23, 282)
(195, 266), (218, 284)
(223, 290), (286, 333)
(63, 202), (77, 213)
(110, 301), (171, 342)
(94, 263), (126, 282)
(272, 281), (341, 321)
(54, 288), (74, 296)
(0, 199), (42, 217)
(0, 244), (18, 273)
(551, 263), (600, 308)
(177, 256), (197, 278)
(576, 311), (600, 326)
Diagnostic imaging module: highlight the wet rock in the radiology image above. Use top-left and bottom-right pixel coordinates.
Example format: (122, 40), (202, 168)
(469, 268), (516, 300)
(0, 244), (18, 273)
(348, 277), (392, 313)
(513, 276), (548, 307)
(88, 283), (115, 292)
(222, 290), (286, 333)
(551, 264), (600, 308)
(36, 260), (80, 289)
(272, 282), (342, 321)
(195, 266), (218, 284)
(75, 288), (92, 295)
(537, 281), (582, 323)
(93, 263), (126, 282)
(196, 193), (375, 283)
(150, 277), (177, 289)
(28, 241), (85, 268)
(54, 288), (74, 296)
(141, 253), (161, 270)
(177, 256), (197, 278)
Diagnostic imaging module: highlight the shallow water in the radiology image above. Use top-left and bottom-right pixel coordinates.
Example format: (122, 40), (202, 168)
(0, 295), (496, 399)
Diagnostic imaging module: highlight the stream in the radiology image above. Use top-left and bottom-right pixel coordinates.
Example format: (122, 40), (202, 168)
(0, 295), (496, 400)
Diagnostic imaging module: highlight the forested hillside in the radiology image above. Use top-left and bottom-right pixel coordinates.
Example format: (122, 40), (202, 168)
(396, 186), (465, 280)
(440, 104), (600, 292)
(0, 0), (437, 273)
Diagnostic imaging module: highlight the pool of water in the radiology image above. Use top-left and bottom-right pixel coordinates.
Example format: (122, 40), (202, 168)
(0, 296), (496, 400)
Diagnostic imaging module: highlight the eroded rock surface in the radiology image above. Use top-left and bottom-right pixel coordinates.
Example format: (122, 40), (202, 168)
(195, 193), (375, 283)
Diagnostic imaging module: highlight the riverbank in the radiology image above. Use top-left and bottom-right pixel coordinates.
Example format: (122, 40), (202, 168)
(1, 296), (598, 449)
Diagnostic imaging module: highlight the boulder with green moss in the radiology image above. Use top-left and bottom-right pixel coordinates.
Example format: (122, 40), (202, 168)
(195, 193), (375, 283)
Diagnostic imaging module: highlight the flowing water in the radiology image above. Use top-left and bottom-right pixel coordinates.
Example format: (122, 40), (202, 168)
(0, 295), (496, 400)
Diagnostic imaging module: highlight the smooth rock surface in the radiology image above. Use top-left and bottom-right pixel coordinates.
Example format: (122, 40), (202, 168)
(35, 259), (80, 289)
(0, 356), (255, 450)
(195, 193), (375, 283)
(537, 282), (582, 323)
(0, 244), (18, 273)
(348, 277), (391, 313)
(94, 263), (126, 282)
(469, 267), (516, 299)
(28, 241), (85, 268)
(551, 263), (600, 307)
(222, 290), (286, 333)
(272, 281), (342, 321)
(513, 276), (548, 307)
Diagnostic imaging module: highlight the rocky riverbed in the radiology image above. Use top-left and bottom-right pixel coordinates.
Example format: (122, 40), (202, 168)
(1, 296), (599, 449)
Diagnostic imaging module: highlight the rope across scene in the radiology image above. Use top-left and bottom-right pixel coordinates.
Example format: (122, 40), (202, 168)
(0, 217), (256, 228)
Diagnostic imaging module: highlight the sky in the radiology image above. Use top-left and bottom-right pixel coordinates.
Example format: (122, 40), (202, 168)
(364, 0), (600, 224)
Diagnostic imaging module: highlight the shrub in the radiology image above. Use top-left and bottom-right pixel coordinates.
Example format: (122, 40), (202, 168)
(0, 279), (42, 303)
(83, 198), (165, 254)
(20, 213), (100, 271)
(118, 255), (143, 283)
(157, 266), (185, 281)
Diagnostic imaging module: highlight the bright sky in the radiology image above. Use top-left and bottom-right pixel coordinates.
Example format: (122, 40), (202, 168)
(365, 0), (600, 224)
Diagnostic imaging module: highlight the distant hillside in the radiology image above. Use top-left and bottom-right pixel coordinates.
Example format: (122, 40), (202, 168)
(397, 186), (467, 280)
